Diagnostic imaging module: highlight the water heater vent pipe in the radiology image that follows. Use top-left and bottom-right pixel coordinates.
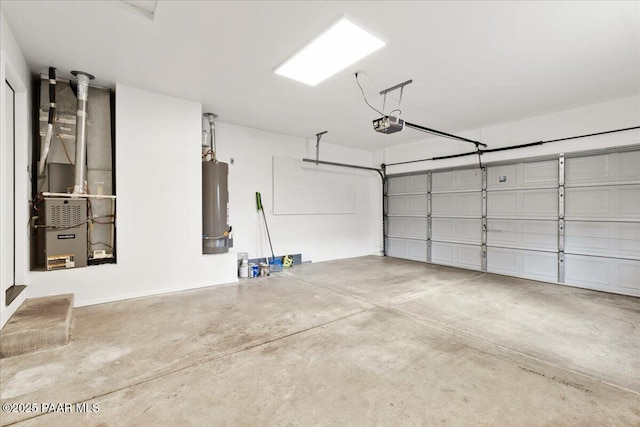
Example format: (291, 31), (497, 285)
(203, 112), (218, 162)
(71, 70), (95, 194)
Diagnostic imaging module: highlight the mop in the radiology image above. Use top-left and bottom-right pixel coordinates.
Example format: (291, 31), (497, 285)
(256, 192), (282, 272)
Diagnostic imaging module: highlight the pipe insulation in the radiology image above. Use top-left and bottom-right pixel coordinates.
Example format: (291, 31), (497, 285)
(38, 67), (57, 177)
(71, 71), (95, 194)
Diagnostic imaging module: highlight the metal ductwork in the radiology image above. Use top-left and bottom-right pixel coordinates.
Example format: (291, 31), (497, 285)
(33, 69), (117, 271)
(71, 70), (95, 194)
(38, 67), (57, 177)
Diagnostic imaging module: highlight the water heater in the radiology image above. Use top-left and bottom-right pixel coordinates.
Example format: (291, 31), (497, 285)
(202, 161), (229, 254)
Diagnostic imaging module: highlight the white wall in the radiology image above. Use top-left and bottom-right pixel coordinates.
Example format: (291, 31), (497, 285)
(215, 122), (383, 262)
(384, 95), (640, 174)
(1, 11), (31, 328)
(11, 77), (381, 309)
(26, 85), (237, 306)
(16, 82), (382, 307)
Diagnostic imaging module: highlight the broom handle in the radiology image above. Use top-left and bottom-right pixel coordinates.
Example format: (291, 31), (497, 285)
(256, 192), (275, 263)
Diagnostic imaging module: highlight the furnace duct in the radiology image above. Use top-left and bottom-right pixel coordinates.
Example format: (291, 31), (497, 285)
(38, 67), (57, 177)
(71, 70), (95, 194)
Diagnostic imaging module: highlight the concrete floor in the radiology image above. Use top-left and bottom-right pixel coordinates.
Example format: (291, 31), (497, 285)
(1, 256), (639, 426)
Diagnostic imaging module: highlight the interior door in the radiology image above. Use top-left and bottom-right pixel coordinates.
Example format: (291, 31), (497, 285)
(2, 79), (16, 299)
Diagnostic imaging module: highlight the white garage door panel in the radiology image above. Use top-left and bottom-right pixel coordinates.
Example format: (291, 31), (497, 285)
(566, 255), (607, 286)
(523, 160), (558, 185)
(432, 169), (481, 192)
(387, 217), (428, 239)
(565, 221), (640, 258)
(487, 247), (557, 282)
(620, 223), (640, 254)
(432, 242), (481, 270)
(388, 195), (428, 216)
(432, 218), (482, 244)
(620, 187), (640, 215)
(487, 189), (557, 218)
(565, 188), (610, 216)
(432, 192), (481, 216)
(488, 248), (518, 272)
(566, 151), (640, 185)
(620, 151), (640, 180)
(565, 185), (640, 219)
(565, 255), (640, 295)
(387, 174), (428, 194)
(487, 219), (557, 251)
(386, 237), (427, 262)
(487, 160), (557, 190)
(566, 154), (612, 185)
(619, 264), (640, 292)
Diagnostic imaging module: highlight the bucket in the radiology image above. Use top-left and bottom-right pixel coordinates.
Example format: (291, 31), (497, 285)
(239, 263), (248, 278)
(237, 252), (249, 267)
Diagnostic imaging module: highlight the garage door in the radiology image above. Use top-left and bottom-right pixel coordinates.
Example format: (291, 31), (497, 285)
(564, 150), (640, 296)
(385, 168), (483, 270)
(385, 148), (639, 297)
(486, 159), (559, 282)
(431, 169), (482, 270)
(385, 173), (429, 262)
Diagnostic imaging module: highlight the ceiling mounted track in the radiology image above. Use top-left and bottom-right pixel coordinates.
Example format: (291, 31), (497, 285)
(386, 125), (640, 167)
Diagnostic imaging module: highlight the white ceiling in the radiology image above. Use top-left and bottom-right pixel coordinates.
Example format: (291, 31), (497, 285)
(2, 1), (639, 151)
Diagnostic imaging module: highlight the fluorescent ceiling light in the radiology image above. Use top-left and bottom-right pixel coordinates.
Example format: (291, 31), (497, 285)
(275, 17), (386, 86)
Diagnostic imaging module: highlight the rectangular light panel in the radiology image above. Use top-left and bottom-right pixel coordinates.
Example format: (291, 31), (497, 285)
(275, 17), (385, 86)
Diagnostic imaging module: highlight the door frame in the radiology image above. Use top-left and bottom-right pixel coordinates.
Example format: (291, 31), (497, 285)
(1, 50), (29, 329)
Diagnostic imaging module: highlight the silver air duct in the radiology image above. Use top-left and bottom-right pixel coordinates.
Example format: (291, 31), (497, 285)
(71, 70), (95, 194)
(38, 67), (57, 177)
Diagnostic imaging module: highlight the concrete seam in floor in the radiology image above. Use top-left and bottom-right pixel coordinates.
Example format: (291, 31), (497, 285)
(280, 272), (387, 308)
(282, 270), (640, 397)
(384, 272), (486, 305)
(282, 270), (485, 308)
(384, 304), (640, 397)
(2, 308), (371, 426)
